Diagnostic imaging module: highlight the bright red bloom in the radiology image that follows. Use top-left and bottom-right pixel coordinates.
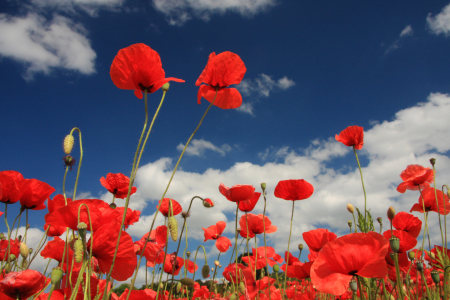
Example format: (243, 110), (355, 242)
(157, 198), (182, 217)
(274, 179), (314, 201)
(0, 270), (49, 300)
(222, 263), (246, 283)
(19, 178), (55, 210)
(44, 194), (72, 237)
(203, 221), (232, 252)
(410, 187), (450, 215)
(238, 192), (261, 212)
(239, 213), (277, 238)
(392, 211), (422, 238)
(310, 232), (389, 295)
(0, 239), (20, 261)
(383, 230), (417, 253)
(281, 251), (309, 279)
(396, 164), (434, 193)
(119, 288), (160, 300)
(134, 225), (167, 264)
(0, 171), (24, 204)
(110, 43), (185, 99)
(163, 252), (184, 275)
(40, 236), (81, 272)
(114, 207), (141, 228)
(184, 258), (198, 273)
(302, 228), (337, 252)
(100, 173), (137, 199)
(35, 289), (64, 300)
(219, 183), (255, 203)
(196, 51), (246, 109)
(335, 125), (364, 150)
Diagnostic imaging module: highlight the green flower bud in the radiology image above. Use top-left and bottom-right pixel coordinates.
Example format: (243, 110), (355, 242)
(180, 277), (195, 287)
(168, 217), (178, 242)
(261, 183), (266, 191)
(162, 83), (170, 92)
(202, 264), (210, 278)
(74, 239), (83, 263)
(273, 264), (279, 272)
(51, 267), (64, 284)
(389, 236), (400, 253)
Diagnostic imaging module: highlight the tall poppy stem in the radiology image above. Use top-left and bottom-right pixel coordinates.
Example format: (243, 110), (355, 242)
(431, 162), (445, 247)
(353, 147), (368, 225)
(68, 127), (83, 201)
(261, 185), (271, 300)
(234, 205), (240, 295)
(283, 201), (295, 297)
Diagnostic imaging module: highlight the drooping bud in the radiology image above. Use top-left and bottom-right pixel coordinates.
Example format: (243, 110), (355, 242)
(28, 248), (33, 254)
(261, 183), (266, 191)
(202, 264), (210, 278)
(51, 267), (64, 284)
(63, 134), (75, 155)
(230, 293), (237, 300)
(180, 277), (195, 287)
(162, 83), (170, 92)
(0, 233), (4, 240)
(176, 282), (182, 293)
(74, 239), (84, 263)
(389, 236), (400, 253)
(219, 265), (222, 268)
(109, 203), (117, 209)
(273, 264), (279, 272)
(9, 254), (16, 261)
(186, 251), (191, 258)
(387, 206), (396, 221)
(19, 242), (29, 258)
(408, 251), (415, 261)
(347, 204), (355, 214)
(203, 198), (214, 208)
(350, 279), (357, 292)
(77, 222), (87, 240)
(430, 158), (436, 166)
(168, 216), (178, 242)
(377, 217), (382, 224)
(298, 244), (303, 250)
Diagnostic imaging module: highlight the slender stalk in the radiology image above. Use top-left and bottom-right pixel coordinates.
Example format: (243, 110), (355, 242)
(69, 127), (83, 201)
(431, 163), (445, 247)
(353, 147), (368, 224)
(283, 201), (295, 297)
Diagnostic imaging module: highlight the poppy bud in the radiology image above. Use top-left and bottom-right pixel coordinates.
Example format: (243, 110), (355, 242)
(18, 235), (22, 242)
(211, 267), (214, 272)
(404, 275), (410, 286)
(63, 134), (75, 155)
(160, 283), (164, 290)
(19, 242), (29, 258)
(203, 198), (214, 208)
(74, 239), (83, 263)
(261, 183), (266, 191)
(389, 236), (400, 253)
(387, 206), (395, 221)
(77, 222), (87, 240)
(21, 258), (27, 269)
(428, 251), (436, 260)
(238, 282), (246, 294)
(416, 261), (423, 271)
(181, 211), (191, 219)
(176, 282), (182, 293)
(219, 265), (222, 268)
(377, 217), (382, 224)
(29, 248), (33, 254)
(202, 264), (210, 278)
(431, 270), (440, 284)
(110, 203), (116, 209)
(26, 224), (30, 229)
(162, 83), (170, 92)
(298, 244), (303, 250)
(4, 262), (11, 273)
(347, 204), (354, 214)
(9, 254), (16, 261)
(348, 220), (352, 228)
(430, 158), (436, 166)
(51, 267), (64, 284)
(180, 277), (195, 287)
(0, 233), (4, 240)
(350, 279), (357, 292)
(168, 216), (178, 242)
(230, 293), (237, 300)
(273, 264), (279, 272)
(408, 251), (415, 261)
(214, 260), (220, 266)
(186, 251), (191, 258)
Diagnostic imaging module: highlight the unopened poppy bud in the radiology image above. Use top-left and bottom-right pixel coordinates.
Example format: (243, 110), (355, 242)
(202, 264), (210, 278)
(404, 275), (410, 286)
(239, 282), (246, 294)
(168, 216), (178, 241)
(203, 198), (214, 208)
(186, 251), (191, 258)
(51, 267), (64, 284)
(377, 217), (382, 224)
(180, 277), (195, 287)
(273, 264), (279, 272)
(28, 248), (33, 254)
(428, 251), (436, 260)
(389, 236), (400, 253)
(17, 235), (22, 242)
(230, 293), (237, 300)
(63, 134), (75, 155)
(26, 224), (30, 229)
(350, 279), (357, 292)
(219, 265), (222, 268)
(261, 183), (266, 191)
(0, 233), (4, 239)
(408, 251), (415, 261)
(431, 270), (440, 284)
(4, 262), (11, 273)
(176, 282), (182, 293)
(387, 206), (396, 221)
(430, 158), (436, 166)
(9, 254), (16, 261)
(211, 267), (214, 272)
(77, 222), (87, 240)
(214, 260), (220, 266)
(162, 83), (170, 92)
(74, 239), (83, 263)
(347, 204), (354, 214)
(348, 220), (352, 228)
(298, 244), (303, 250)
(160, 283), (164, 290)
(416, 261), (424, 271)
(109, 203), (116, 209)
(19, 242), (29, 258)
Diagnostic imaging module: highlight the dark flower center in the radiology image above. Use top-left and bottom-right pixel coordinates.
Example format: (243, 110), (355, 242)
(348, 270), (358, 275)
(139, 83), (154, 92)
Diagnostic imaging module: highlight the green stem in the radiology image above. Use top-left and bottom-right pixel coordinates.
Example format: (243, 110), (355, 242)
(353, 147), (368, 226)
(283, 201), (295, 297)
(431, 164), (445, 247)
(69, 127), (83, 201)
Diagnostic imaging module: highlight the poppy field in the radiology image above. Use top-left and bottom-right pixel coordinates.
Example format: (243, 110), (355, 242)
(1, 43), (450, 300)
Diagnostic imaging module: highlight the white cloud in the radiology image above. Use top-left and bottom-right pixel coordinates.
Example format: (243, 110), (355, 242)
(128, 93), (450, 257)
(400, 25), (413, 37)
(29, 0), (125, 16)
(151, 0), (277, 26)
(384, 25), (414, 55)
(177, 139), (232, 157)
(427, 3), (450, 36)
(237, 73), (295, 97)
(0, 13), (96, 80)
(236, 102), (254, 115)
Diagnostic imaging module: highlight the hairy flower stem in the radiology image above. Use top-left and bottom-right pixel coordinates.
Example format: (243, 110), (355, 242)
(234, 205), (240, 294)
(229, 237), (245, 265)
(62, 166), (69, 204)
(283, 201), (295, 298)
(209, 252), (222, 300)
(431, 164), (445, 247)
(393, 253), (405, 300)
(261, 186), (271, 300)
(418, 188), (432, 254)
(69, 127), (83, 201)
(353, 147), (368, 224)
(1, 204), (11, 270)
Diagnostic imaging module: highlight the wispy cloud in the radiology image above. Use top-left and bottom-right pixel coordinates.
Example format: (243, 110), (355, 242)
(427, 3), (450, 36)
(29, 0), (125, 16)
(384, 25), (414, 55)
(237, 74), (295, 98)
(151, 0), (278, 26)
(0, 13), (96, 80)
(177, 139), (232, 157)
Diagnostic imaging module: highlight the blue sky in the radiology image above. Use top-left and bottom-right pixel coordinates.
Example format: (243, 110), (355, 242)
(3, 0), (450, 284)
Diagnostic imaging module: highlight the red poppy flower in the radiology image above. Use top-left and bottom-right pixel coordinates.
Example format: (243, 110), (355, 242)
(310, 232), (389, 295)
(239, 213), (277, 238)
(119, 288), (159, 300)
(0, 171), (24, 204)
(184, 258), (198, 273)
(392, 211), (422, 238)
(396, 164), (434, 193)
(222, 263), (246, 283)
(0, 270), (49, 300)
(163, 252), (184, 275)
(19, 179), (55, 210)
(40, 236), (81, 272)
(87, 219), (137, 281)
(410, 187), (450, 215)
(281, 251), (309, 279)
(0, 239), (20, 261)
(110, 43), (185, 99)
(219, 183), (255, 203)
(196, 51), (246, 109)
(302, 228), (337, 252)
(114, 207), (141, 228)
(203, 221), (232, 252)
(134, 225), (167, 264)
(383, 230), (417, 253)
(203, 198), (214, 207)
(35, 289), (64, 300)
(157, 198), (182, 217)
(335, 126), (364, 150)
(274, 179), (314, 201)
(242, 246), (283, 268)
(100, 173), (137, 199)
(238, 192), (261, 212)
(44, 194), (72, 237)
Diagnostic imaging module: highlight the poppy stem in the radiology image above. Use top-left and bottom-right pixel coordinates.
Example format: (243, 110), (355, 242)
(353, 147), (368, 227)
(283, 201), (295, 298)
(261, 185), (271, 300)
(234, 205), (239, 295)
(68, 127), (83, 201)
(431, 162), (445, 247)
